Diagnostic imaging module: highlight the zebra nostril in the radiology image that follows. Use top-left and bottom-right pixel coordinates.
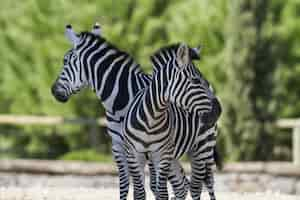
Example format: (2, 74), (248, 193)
(51, 83), (69, 103)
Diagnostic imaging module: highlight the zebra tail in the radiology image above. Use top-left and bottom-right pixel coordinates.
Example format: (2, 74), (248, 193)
(214, 146), (223, 170)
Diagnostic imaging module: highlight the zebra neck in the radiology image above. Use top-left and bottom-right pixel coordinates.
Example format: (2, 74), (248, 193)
(136, 89), (170, 132)
(141, 71), (169, 124)
(83, 46), (140, 116)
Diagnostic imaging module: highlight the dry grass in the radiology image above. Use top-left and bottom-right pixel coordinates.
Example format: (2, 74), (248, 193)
(0, 187), (298, 200)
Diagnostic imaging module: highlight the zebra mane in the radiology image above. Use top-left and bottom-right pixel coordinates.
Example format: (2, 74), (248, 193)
(151, 43), (180, 60)
(150, 43), (200, 73)
(78, 31), (137, 62)
(150, 43), (180, 73)
(150, 43), (212, 90)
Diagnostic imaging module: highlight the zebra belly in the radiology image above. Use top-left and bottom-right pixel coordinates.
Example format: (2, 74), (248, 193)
(127, 131), (171, 153)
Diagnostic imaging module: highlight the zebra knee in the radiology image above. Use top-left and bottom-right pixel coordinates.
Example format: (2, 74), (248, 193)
(168, 174), (189, 200)
(204, 178), (215, 199)
(129, 167), (146, 200)
(168, 160), (190, 199)
(204, 172), (216, 200)
(111, 145), (130, 200)
(190, 177), (203, 200)
(149, 170), (157, 196)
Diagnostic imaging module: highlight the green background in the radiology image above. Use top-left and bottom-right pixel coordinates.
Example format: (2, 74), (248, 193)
(0, 0), (299, 162)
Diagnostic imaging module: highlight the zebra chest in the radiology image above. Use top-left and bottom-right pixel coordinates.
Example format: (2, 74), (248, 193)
(126, 115), (172, 152)
(124, 93), (173, 153)
(170, 109), (202, 158)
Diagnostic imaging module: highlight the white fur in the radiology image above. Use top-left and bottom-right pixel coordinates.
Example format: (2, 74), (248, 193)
(65, 25), (80, 47)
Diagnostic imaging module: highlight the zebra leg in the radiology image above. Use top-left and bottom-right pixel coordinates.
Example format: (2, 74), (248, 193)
(152, 151), (172, 200)
(149, 158), (189, 200)
(148, 160), (158, 197)
(112, 143), (130, 200)
(204, 164), (216, 200)
(157, 161), (170, 200)
(189, 154), (205, 200)
(190, 149), (216, 200)
(126, 150), (147, 200)
(168, 160), (189, 200)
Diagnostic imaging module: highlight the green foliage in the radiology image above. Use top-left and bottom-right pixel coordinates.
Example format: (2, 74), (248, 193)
(221, 0), (298, 161)
(60, 149), (112, 162)
(270, 0), (300, 118)
(0, 0), (299, 161)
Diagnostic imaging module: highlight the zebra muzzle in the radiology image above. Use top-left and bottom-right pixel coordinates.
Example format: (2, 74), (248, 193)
(51, 84), (69, 103)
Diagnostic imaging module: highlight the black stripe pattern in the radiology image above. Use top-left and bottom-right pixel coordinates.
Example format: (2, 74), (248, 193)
(51, 32), (203, 200)
(124, 43), (221, 200)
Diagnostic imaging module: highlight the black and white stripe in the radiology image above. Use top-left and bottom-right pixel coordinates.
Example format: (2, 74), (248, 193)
(149, 43), (222, 200)
(123, 43), (221, 200)
(51, 24), (202, 200)
(52, 26), (150, 200)
(151, 44), (222, 199)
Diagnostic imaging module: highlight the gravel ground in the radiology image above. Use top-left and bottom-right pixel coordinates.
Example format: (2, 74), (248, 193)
(0, 187), (299, 200)
(0, 172), (299, 200)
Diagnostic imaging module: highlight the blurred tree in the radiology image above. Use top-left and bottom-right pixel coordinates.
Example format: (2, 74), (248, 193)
(266, 0), (300, 160)
(271, 0), (300, 118)
(0, 0), (298, 161)
(222, 0), (280, 161)
(0, 0), (228, 159)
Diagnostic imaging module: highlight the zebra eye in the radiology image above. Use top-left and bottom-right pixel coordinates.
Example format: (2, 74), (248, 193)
(71, 54), (77, 59)
(190, 77), (201, 84)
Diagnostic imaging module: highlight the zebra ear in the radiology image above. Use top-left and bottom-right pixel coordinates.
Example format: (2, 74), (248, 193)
(65, 24), (80, 47)
(176, 43), (190, 67)
(190, 45), (201, 60)
(91, 22), (102, 36)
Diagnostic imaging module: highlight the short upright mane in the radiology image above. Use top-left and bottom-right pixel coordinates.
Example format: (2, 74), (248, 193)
(150, 43), (180, 72)
(150, 43), (180, 60)
(150, 43), (207, 81)
(78, 32), (134, 59)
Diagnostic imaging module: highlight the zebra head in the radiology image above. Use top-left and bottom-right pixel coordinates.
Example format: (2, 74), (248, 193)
(166, 43), (221, 125)
(51, 24), (101, 103)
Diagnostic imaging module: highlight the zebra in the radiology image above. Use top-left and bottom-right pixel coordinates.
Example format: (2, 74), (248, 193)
(149, 44), (222, 200)
(150, 44), (222, 200)
(123, 43), (222, 200)
(51, 24), (201, 200)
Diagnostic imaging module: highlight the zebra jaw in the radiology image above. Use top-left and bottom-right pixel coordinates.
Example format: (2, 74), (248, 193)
(51, 84), (69, 103)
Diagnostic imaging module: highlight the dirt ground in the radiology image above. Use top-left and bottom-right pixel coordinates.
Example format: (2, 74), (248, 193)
(0, 187), (299, 200)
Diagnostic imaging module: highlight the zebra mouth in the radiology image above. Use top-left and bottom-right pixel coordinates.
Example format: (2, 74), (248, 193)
(53, 93), (69, 103)
(51, 84), (69, 103)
